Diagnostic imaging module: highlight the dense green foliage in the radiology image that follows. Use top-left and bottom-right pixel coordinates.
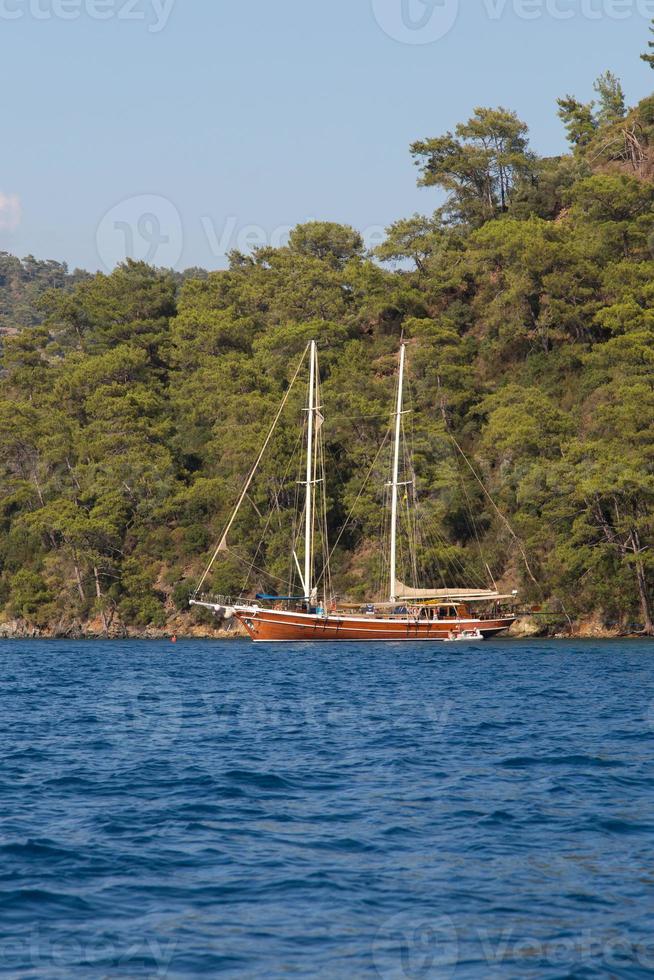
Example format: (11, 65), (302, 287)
(3, 53), (654, 634)
(0, 253), (88, 337)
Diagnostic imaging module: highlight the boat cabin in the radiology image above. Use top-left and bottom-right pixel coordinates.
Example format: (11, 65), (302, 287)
(413, 604), (464, 621)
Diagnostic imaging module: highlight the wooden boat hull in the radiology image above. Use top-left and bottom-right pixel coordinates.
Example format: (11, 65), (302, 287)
(235, 608), (515, 643)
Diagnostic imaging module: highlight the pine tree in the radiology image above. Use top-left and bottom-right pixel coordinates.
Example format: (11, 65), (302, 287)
(593, 71), (626, 126)
(557, 96), (597, 150)
(641, 19), (654, 69)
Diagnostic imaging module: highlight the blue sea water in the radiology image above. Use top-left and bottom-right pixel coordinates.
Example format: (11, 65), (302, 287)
(1, 639), (654, 979)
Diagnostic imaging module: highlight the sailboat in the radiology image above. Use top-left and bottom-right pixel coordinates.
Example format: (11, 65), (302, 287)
(190, 341), (517, 643)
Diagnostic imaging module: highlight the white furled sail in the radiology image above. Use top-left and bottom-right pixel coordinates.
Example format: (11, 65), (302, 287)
(394, 582), (514, 603)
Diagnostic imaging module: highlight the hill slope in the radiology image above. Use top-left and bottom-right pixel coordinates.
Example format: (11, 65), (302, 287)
(2, 65), (654, 637)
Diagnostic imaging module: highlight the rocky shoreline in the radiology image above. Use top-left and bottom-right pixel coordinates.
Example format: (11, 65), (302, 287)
(0, 615), (649, 641)
(0, 613), (246, 641)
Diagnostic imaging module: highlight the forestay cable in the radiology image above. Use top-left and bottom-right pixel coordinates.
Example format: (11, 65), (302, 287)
(194, 345), (309, 596)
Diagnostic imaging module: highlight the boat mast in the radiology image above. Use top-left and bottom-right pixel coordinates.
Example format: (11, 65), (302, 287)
(389, 343), (406, 604)
(304, 340), (317, 601)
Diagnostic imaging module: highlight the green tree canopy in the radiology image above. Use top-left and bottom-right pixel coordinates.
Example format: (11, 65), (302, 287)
(411, 107), (535, 225)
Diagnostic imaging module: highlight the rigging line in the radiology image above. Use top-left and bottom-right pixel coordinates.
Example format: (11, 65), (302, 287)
(418, 503), (489, 589)
(417, 521), (449, 592)
(314, 429), (391, 591)
(403, 372), (434, 591)
(435, 374), (491, 587)
(289, 446), (304, 595)
(327, 412), (393, 422)
(243, 512), (273, 594)
(404, 488), (419, 589)
(292, 497), (308, 595)
(410, 476), (420, 588)
(375, 481), (388, 601)
(415, 508), (483, 588)
(448, 433), (542, 592)
(379, 481), (391, 600)
(414, 519), (450, 591)
(317, 377), (333, 603)
(400, 415), (420, 588)
(223, 547), (293, 591)
(418, 520), (469, 588)
(194, 344), (309, 596)
(419, 506), (487, 583)
(456, 465), (490, 582)
(289, 417), (308, 594)
(380, 437), (396, 599)
(446, 428), (492, 585)
(272, 428), (305, 528)
(405, 374), (420, 574)
(322, 460), (332, 601)
(243, 428), (305, 594)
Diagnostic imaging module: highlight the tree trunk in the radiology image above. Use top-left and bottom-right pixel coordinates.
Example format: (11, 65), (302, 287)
(634, 559), (653, 635)
(631, 530), (654, 635)
(32, 471), (45, 507)
(93, 566), (109, 634)
(72, 549), (86, 601)
(66, 457), (82, 492)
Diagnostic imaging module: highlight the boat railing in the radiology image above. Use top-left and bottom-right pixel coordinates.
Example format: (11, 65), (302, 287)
(190, 594), (516, 621)
(192, 593), (311, 612)
(191, 593), (245, 608)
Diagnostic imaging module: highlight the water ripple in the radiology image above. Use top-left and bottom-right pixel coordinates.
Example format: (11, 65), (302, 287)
(0, 638), (654, 978)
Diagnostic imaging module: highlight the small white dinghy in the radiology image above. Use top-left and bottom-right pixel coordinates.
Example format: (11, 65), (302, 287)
(444, 629), (484, 642)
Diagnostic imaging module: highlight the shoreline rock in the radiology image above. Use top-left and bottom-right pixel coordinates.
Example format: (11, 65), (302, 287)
(0, 615), (651, 641)
(0, 615), (248, 641)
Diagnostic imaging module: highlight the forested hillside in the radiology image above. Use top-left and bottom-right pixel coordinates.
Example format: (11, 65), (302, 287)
(0, 253), (88, 337)
(2, 50), (654, 637)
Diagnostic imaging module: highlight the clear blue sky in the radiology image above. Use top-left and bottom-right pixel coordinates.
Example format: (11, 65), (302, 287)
(1, 0), (653, 271)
